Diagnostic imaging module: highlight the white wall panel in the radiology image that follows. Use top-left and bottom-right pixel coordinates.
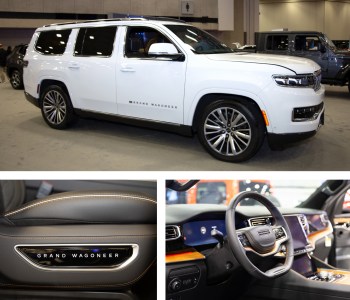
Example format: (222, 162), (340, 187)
(104, 0), (131, 14)
(74, 0), (104, 14)
(218, 0), (234, 31)
(142, 0), (157, 16)
(43, 0), (75, 14)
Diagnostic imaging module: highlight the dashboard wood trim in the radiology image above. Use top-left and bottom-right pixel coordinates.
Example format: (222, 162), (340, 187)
(334, 217), (350, 225)
(307, 222), (333, 248)
(166, 249), (205, 264)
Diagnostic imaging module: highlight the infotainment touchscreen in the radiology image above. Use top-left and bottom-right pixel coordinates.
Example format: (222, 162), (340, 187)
(183, 220), (227, 246)
(285, 215), (309, 250)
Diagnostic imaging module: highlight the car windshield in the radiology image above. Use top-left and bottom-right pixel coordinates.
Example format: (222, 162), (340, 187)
(166, 180), (324, 208)
(322, 34), (337, 51)
(165, 25), (233, 54)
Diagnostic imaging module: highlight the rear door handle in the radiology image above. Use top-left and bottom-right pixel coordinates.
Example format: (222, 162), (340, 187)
(68, 63), (80, 70)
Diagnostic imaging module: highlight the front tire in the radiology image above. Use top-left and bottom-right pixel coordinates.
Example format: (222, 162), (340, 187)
(40, 85), (76, 129)
(198, 100), (265, 162)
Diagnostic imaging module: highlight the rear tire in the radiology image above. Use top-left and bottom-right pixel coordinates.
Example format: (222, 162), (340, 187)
(40, 85), (76, 129)
(197, 100), (265, 162)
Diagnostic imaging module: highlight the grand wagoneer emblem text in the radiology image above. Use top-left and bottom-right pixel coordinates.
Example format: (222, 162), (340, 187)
(15, 244), (138, 270)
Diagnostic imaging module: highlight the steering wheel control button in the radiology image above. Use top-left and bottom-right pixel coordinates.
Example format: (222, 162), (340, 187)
(238, 234), (251, 247)
(15, 244), (136, 269)
(273, 227), (286, 239)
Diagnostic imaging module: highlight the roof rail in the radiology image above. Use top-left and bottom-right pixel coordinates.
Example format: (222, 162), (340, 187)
(43, 16), (185, 27)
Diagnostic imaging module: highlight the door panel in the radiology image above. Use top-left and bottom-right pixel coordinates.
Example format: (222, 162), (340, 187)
(66, 27), (118, 114)
(116, 26), (186, 124)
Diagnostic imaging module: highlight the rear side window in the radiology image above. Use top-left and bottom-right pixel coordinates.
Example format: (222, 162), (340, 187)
(266, 35), (289, 51)
(74, 26), (117, 57)
(35, 29), (71, 55)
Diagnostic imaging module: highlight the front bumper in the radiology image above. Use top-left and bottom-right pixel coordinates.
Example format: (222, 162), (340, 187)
(24, 91), (40, 108)
(267, 111), (324, 147)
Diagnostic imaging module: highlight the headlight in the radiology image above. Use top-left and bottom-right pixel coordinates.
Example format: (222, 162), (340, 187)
(273, 70), (322, 91)
(273, 74), (315, 88)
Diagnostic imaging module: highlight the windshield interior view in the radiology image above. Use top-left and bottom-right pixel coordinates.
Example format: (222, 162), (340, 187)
(166, 179), (350, 300)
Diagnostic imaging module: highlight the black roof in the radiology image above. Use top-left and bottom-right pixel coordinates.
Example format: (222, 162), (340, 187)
(257, 31), (323, 35)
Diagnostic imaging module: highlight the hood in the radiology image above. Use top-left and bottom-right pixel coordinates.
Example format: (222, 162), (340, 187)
(334, 50), (350, 60)
(206, 53), (321, 74)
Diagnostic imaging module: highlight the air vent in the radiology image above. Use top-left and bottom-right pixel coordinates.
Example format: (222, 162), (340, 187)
(298, 214), (310, 235)
(249, 217), (273, 227)
(166, 225), (181, 241)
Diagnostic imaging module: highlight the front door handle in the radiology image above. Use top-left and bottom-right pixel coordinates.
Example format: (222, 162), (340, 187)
(120, 64), (135, 72)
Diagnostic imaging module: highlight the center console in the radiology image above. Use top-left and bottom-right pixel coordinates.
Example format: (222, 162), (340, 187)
(292, 254), (344, 283)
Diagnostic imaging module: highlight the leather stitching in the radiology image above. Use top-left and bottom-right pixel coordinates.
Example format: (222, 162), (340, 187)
(5, 193), (156, 217)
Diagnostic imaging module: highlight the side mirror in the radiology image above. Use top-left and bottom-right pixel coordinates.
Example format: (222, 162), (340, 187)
(148, 43), (185, 61)
(320, 44), (327, 53)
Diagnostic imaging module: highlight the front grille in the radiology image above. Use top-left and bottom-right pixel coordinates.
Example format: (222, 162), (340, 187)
(313, 69), (322, 91)
(293, 102), (324, 122)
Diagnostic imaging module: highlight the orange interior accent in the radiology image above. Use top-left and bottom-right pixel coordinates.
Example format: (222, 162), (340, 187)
(334, 217), (350, 225)
(166, 249), (205, 264)
(307, 223), (333, 248)
(261, 110), (269, 126)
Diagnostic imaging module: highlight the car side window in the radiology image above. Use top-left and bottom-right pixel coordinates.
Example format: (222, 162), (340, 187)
(74, 26), (117, 57)
(295, 35), (321, 51)
(266, 35), (289, 51)
(35, 29), (72, 55)
(125, 26), (171, 58)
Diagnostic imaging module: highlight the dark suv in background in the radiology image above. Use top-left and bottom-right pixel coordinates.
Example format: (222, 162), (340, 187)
(255, 31), (350, 93)
(6, 44), (27, 90)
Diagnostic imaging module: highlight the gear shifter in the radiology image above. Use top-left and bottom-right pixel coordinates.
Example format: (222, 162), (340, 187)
(211, 227), (224, 248)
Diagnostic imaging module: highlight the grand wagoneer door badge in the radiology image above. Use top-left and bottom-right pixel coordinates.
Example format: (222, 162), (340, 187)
(15, 244), (138, 270)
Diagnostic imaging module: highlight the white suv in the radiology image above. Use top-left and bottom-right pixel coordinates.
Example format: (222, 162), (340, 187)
(23, 17), (325, 162)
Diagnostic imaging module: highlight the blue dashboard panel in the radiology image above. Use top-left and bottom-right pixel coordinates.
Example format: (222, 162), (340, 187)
(183, 220), (227, 246)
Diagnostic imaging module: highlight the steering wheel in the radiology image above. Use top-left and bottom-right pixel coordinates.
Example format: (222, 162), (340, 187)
(226, 191), (294, 280)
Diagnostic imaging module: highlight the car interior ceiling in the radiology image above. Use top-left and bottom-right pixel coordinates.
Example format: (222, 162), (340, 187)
(165, 180), (350, 300)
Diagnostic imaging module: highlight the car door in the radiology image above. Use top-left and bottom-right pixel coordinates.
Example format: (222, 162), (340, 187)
(312, 181), (350, 269)
(116, 26), (187, 124)
(66, 26), (118, 114)
(293, 34), (329, 76)
(332, 187), (350, 269)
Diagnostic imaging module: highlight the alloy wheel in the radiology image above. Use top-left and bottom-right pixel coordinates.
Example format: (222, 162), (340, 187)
(204, 107), (252, 156)
(42, 90), (67, 125)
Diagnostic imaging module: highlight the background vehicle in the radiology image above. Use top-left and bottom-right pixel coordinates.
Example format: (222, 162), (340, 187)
(6, 44), (27, 89)
(166, 179), (350, 300)
(333, 40), (350, 51)
(255, 31), (350, 92)
(0, 180), (156, 300)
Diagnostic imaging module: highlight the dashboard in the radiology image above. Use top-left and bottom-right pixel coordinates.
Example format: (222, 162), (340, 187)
(166, 205), (332, 255)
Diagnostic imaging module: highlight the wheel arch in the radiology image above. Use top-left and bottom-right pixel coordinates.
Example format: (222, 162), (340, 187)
(39, 79), (71, 105)
(191, 93), (267, 133)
